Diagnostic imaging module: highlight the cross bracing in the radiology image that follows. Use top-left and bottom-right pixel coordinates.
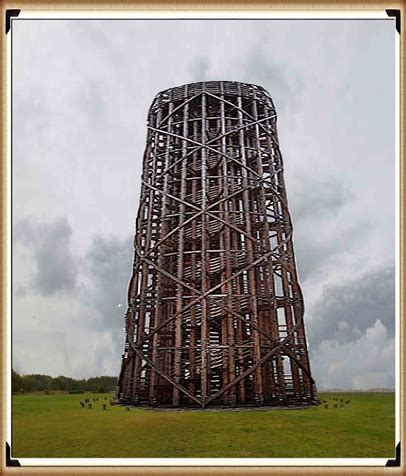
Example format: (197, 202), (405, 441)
(117, 81), (318, 408)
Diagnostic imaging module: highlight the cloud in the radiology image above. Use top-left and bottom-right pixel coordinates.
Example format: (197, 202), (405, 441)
(291, 179), (352, 223)
(294, 218), (370, 283)
(288, 178), (355, 281)
(12, 292), (121, 379)
(241, 46), (304, 111)
(14, 217), (78, 296)
(307, 265), (395, 348)
(76, 80), (108, 123)
(83, 234), (133, 331)
(15, 285), (27, 297)
(12, 229), (132, 378)
(283, 175), (357, 284)
(312, 319), (395, 390)
(190, 56), (211, 81)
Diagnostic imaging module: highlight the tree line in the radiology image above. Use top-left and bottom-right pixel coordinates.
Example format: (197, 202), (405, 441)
(12, 370), (117, 394)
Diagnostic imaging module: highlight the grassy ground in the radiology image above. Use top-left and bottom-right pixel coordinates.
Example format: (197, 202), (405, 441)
(12, 392), (395, 459)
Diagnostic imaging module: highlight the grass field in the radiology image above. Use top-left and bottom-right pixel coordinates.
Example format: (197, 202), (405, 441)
(12, 392), (395, 459)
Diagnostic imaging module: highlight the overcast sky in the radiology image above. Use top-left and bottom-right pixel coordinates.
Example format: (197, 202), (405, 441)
(12, 18), (396, 390)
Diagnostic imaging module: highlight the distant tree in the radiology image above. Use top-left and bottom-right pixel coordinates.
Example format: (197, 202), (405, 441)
(11, 371), (117, 394)
(50, 377), (67, 391)
(71, 379), (86, 392)
(30, 374), (53, 391)
(86, 376), (117, 393)
(58, 376), (75, 391)
(12, 370), (23, 393)
(21, 375), (37, 393)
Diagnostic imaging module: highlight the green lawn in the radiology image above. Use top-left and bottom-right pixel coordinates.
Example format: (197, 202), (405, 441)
(12, 392), (395, 459)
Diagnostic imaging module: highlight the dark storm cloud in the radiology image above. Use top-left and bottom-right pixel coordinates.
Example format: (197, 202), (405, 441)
(84, 234), (133, 330)
(307, 265), (395, 349)
(14, 217), (78, 295)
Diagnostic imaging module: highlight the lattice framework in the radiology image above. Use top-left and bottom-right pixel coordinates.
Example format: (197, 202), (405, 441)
(117, 81), (318, 408)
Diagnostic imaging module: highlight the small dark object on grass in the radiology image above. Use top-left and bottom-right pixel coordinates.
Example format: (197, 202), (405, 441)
(334, 404), (337, 409)
(346, 400), (351, 404)
(324, 404), (328, 409)
(105, 397), (107, 400)
(102, 404), (106, 410)
(340, 404), (344, 408)
(126, 407), (130, 411)
(85, 399), (89, 403)
(88, 403), (92, 409)
(109, 400), (114, 406)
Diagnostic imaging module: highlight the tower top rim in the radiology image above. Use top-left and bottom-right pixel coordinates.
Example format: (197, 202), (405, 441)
(156, 80), (270, 96)
(150, 81), (275, 111)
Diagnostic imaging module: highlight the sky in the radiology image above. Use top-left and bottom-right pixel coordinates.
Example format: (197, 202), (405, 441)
(11, 18), (396, 390)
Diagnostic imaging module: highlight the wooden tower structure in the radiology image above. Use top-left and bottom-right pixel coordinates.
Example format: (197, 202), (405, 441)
(117, 81), (318, 408)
